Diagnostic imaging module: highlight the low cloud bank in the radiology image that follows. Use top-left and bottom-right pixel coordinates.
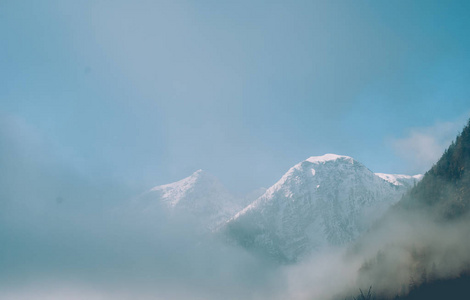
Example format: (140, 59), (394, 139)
(0, 204), (285, 300)
(2, 114), (469, 300)
(0, 115), (284, 300)
(282, 208), (470, 300)
(390, 118), (467, 174)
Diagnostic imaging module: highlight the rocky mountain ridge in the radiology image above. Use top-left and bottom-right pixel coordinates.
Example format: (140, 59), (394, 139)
(136, 154), (421, 261)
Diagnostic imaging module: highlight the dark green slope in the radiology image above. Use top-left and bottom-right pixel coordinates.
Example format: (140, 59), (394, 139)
(346, 119), (470, 300)
(349, 273), (470, 300)
(398, 119), (470, 219)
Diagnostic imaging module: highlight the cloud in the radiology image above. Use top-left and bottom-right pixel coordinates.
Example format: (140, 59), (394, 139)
(0, 113), (284, 300)
(277, 204), (470, 300)
(2, 111), (469, 300)
(390, 118), (468, 174)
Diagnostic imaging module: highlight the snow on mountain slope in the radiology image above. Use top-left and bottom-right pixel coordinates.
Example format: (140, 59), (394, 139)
(137, 170), (243, 230)
(224, 154), (421, 262)
(375, 173), (423, 188)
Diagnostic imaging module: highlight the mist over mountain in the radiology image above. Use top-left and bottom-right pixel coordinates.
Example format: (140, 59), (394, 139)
(255, 120), (470, 300)
(337, 119), (470, 300)
(133, 169), (244, 230)
(398, 119), (470, 219)
(3, 118), (470, 300)
(223, 154), (420, 262)
(125, 153), (422, 267)
(3, 1), (470, 299)
(2, 122), (469, 300)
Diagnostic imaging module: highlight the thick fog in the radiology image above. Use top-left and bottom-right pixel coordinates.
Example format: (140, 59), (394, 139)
(0, 204), (285, 300)
(4, 1), (470, 299)
(282, 208), (470, 300)
(0, 117), (285, 300)
(3, 114), (470, 300)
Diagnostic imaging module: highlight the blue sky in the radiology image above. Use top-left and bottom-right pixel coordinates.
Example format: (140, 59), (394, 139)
(2, 0), (470, 193)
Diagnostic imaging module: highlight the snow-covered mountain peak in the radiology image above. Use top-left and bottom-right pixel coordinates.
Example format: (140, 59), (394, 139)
(190, 168), (204, 176)
(375, 173), (423, 186)
(305, 153), (354, 164)
(225, 154), (421, 262)
(242, 154), (366, 211)
(138, 170), (246, 230)
(149, 169), (213, 207)
(133, 154), (422, 260)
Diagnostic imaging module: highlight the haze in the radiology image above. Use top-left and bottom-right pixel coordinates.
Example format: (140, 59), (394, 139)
(2, 0), (470, 193)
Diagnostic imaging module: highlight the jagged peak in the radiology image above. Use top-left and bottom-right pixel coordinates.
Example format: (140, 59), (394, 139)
(146, 168), (233, 211)
(192, 169), (204, 176)
(150, 169), (208, 192)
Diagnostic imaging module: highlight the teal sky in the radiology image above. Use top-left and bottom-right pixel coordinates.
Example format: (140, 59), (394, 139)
(2, 0), (470, 193)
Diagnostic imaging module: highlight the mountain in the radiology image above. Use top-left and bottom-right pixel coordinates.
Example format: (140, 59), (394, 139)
(136, 169), (244, 230)
(223, 154), (421, 262)
(375, 173), (423, 189)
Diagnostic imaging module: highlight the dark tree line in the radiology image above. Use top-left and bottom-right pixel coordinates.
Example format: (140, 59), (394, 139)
(348, 273), (470, 300)
(346, 118), (470, 300)
(398, 118), (470, 219)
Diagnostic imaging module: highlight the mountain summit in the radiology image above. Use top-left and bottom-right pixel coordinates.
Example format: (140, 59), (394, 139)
(133, 154), (420, 261)
(224, 154), (421, 262)
(137, 169), (244, 229)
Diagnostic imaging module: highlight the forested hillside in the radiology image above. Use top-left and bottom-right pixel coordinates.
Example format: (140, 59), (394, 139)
(346, 119), (470, 300)
(398, 119), (470, 218)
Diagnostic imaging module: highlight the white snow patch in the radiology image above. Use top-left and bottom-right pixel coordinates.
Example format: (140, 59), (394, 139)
(306, 154), (353, 164)
(226, 153), (419, 261)
(149, 169), (203, 206)
(375, 173), (423, 186)
(139, 169), (247, 230)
